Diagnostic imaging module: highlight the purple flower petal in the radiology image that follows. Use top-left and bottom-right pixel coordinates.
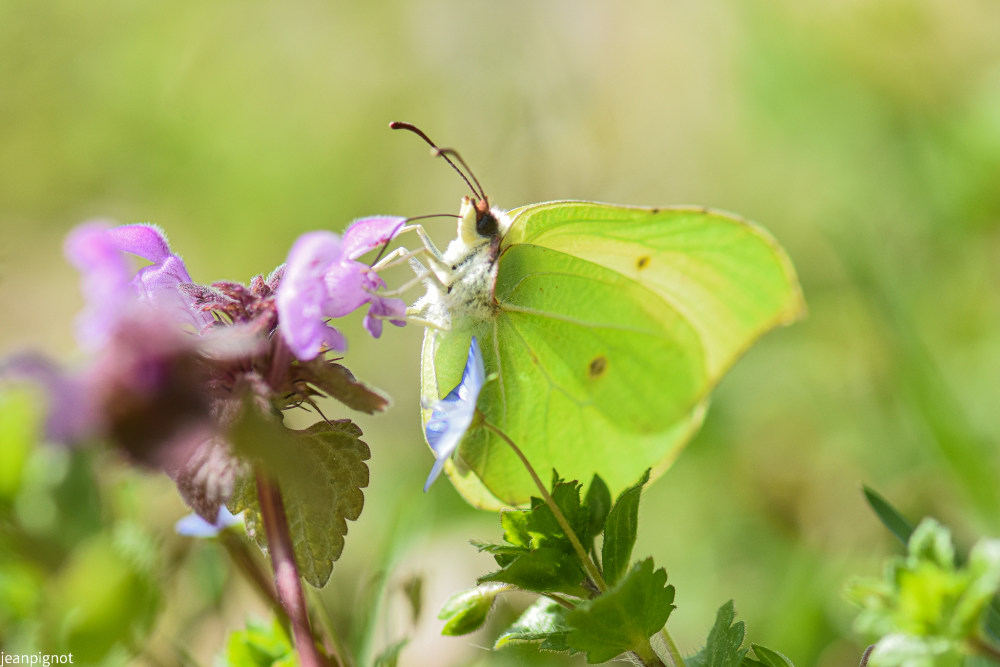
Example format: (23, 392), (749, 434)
(424, 337), (486, 492)
(341, 216), (406, 260)
(1, 354), (101, 444)
(64, 222), (136, 349)
(175, 505), (242, 538)
(277, 231), (347, 360)
(105, 224), (183, 267)
(363, 295), (407, 338)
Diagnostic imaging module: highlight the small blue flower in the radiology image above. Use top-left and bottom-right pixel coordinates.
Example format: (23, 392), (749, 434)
(175, 505), (243, 538)
(424, 336), (486, 492)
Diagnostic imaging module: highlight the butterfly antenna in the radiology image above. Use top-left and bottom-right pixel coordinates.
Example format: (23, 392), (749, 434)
(435, 147), (488, 206)
(389, 121), (488, 204)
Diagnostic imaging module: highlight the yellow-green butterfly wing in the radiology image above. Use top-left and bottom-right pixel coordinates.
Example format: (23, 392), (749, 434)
(422, 202), (803, 508)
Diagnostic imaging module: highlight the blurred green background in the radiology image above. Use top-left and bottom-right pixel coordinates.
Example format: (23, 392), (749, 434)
(2, 0), (1000, 664)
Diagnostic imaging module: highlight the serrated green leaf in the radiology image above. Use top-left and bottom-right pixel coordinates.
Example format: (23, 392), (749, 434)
(228, 414), (370, 588)
(745, 644), (795, 667)
(862, 486), (914, 548)
(495, 598), (571, 651)
(438, 583), (508, 636)
(687, 601), (748, 667)
(525, 476), (588, 551)
(479, 547), (587, 596)
(566, 558), (675, 663)
(501, 509), (532, 548)
(584, 474), (612, 550)
(601, 469), (650, 587)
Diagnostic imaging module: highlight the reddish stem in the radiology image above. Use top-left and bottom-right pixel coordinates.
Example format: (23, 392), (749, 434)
(255, 466), (335, 667)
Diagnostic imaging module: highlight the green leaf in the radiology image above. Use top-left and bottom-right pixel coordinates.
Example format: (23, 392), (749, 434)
(228, 413), (370, 587)
(583, 474), (612, 549)
(438, 583), (508, 636)
(525, 475), (588, 551)
(479, 547), (587, 596)
(687, 601), (748, 667)
(0, 390), (37, 502)
(565, 558), (675, 663)
(847, 517), (1000, 652)
(495, 597), (571, 652)
(601, 469), (650, 587)
(500, 508), (532, 549)
(220, 617), (296, 666)
(744, 644), (795, 667)
(862, 485), (914, 547)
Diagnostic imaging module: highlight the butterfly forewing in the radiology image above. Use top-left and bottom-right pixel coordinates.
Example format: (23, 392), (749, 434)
(503, 202), (804, 380)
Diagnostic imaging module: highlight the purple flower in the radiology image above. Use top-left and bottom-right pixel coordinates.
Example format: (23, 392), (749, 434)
(175, 505), (243, 538)
(424, 337), (485, 492)
(276, 216), (407, 360)
(64, 222), (210, 348)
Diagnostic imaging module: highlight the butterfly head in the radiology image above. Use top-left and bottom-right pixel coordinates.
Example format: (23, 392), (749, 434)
(458, 196), (504, 247)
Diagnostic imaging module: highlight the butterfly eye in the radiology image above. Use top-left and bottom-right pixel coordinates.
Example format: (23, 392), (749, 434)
(476, 211), (499, 238)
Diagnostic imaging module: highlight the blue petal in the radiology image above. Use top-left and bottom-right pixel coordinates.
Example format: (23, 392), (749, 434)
(175, 505), (242, 538)
(423, 336), (486, 491)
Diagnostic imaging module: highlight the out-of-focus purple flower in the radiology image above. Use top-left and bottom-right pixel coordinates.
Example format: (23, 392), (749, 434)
(276, 216), (407, 360)
(175, 505), (243, 538)
(1, 355), (101, 444)
(424, 336), (485, 492)
(64, 222), (211, 348)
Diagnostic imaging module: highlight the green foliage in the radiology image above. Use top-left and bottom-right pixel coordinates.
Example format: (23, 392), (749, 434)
(47, 526), (161, 662)
(601, 469), (649, 587)
(687, 601), (748, 667)
(438, 583), (509, 636)
(565, 558), (675, 663)
(228, 412), (371, 588)
(219, 618), (297, 667)
(846, 518), (1000, 665)
(443, 469), (795, 665)
(863, 486), (915, 547)
(494, 598), (572, 652)
(0, 390), (35, 502)
(686, 601), (795, 667)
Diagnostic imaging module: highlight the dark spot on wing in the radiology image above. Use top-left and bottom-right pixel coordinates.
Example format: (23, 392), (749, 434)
(588, 355), (607, 378)
(636, 255), (651, 270)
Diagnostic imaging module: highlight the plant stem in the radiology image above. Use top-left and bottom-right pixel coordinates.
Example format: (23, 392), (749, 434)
(542, 592), (577, 610)
(484, 421), (607, 593)
(255, 466), (335, 667)
(658, 627), (686, 667)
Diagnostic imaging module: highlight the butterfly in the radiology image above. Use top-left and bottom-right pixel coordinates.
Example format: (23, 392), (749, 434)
(393, 123), (804, 508)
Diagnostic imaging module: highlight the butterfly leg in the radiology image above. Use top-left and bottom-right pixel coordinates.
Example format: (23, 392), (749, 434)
(372, 224), (446, 272)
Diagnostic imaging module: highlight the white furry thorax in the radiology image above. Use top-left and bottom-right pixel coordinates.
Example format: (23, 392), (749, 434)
(410, 198), (513, 330)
